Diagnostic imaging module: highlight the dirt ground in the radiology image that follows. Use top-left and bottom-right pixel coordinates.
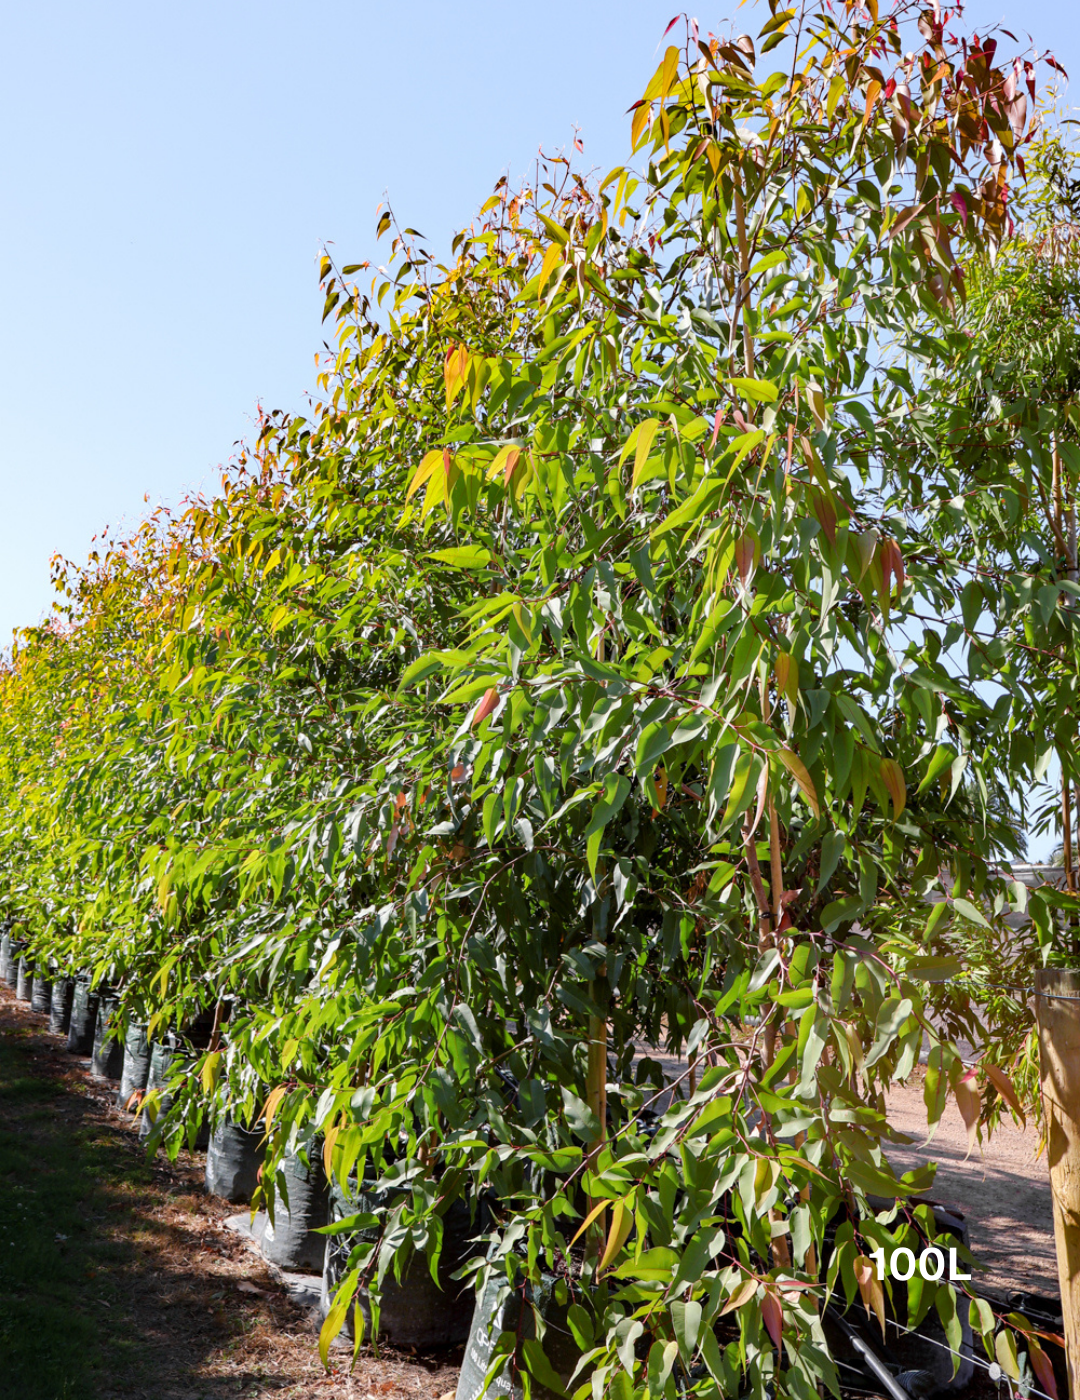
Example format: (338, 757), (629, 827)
(0, 983), (461, 1400)
(885, 1072), (1058, 1298)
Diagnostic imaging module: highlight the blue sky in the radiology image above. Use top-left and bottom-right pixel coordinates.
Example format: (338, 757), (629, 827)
(1, 0), (1073, 847)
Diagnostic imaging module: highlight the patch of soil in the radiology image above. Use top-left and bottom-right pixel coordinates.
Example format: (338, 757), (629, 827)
(886, 1069), (1058, 1296)
(0, 983), (462, 1400)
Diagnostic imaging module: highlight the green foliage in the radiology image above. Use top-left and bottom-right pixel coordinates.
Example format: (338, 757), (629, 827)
(0, 2), (1067, 1396)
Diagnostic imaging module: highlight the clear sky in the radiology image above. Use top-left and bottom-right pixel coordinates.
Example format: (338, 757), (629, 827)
(1, 0), (1073, 846)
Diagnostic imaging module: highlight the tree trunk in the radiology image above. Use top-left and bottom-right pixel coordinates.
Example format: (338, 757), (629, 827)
(1035, 968), (1080, 1400)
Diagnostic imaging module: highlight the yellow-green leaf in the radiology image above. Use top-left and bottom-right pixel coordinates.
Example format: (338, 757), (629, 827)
(406, 449), (446, 503)
(777, 748), (819, 816)
(879, 757), (906, 818)
(598, 1197), (635, 1271)
(720, 1277), (759, 1315)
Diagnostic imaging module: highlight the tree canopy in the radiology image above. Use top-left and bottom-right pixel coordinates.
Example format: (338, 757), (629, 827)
(1, 3), (1076, 1396)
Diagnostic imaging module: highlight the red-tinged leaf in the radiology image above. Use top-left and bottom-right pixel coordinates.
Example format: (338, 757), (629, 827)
(761, 1291), (783, 1351)
(985, 1063), (1026, 1125)
(486, 444), (521, 483)
(1046, 55), (1069, 79)
(472, 688), (499, 728)
(710, 407), (725, 448)
(734, 532), (760, 584)
(662, 14), (680, 37)
(880, 537), (905, 597)
(861, 78), (883, 130)
(775, 652), (799, 704)
(853, 1256), (886, 1338)
(950, 191), (969, 224)
(450, 763), (467, 783)
(954, 1069), (980, 1157)
(386, 823), (400, 857)
(777, 747), (820, 817)
(880, 757), (906, 818)
(811, 488), (837, 545)
(1029, 1340), (1059, 1400)
(720, 1277), (759, 1315)
(574, 138), (584, 153)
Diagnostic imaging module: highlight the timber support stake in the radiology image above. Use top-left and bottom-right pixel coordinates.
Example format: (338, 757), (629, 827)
(1036, 968), (1080, 1399)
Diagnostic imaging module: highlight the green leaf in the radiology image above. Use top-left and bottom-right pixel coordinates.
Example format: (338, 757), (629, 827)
(635, 722), (673, 774)
(585, 773), (631, 878)
(726, 376), (779, 403)
(671, 1299), (702, 1363)
(907, 956), (964, 982)
(560, 1087), (602, 1141)
(619, 417), (661, 491)
(426, 546), (492, 568)
(522, 1339), (569, 1397)
(612, 1246), (678, 1280)
(952, 897), (990, 930)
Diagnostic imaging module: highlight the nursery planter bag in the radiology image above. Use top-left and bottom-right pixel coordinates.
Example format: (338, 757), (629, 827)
(31, 974), (54, 1015)
(67, 979), (99, 1055)
(456, 1267), (583, 1400)
(205, 1119), (264, 1203)
(16, 956), (33, 1003)
(260, 1148), (329, 1272)
(49, 978), (75, 1036)
(138, 1037), (181, 1140)
(321, 1178), (477, 1348)
(4, 939), (26, 990)
(0, 932), (20, 988)
(118, 1024), (152, 1109)
(90, 994), (124, 1081)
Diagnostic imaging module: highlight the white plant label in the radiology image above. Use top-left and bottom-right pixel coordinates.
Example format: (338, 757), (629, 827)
(869, 1246), (971, 1282)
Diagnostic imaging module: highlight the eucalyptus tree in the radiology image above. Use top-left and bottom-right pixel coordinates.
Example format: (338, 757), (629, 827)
(904, 129), (1080, 1129)
(203, 2), (1054, 1392)
(0, 2), (1065, 1394)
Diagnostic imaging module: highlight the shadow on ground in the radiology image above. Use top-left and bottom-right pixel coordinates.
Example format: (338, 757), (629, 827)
(0, 990), (462, 1400)
(0, 997), (323, 1400)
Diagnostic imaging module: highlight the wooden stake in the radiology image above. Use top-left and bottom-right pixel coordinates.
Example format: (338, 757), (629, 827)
(1035, 968), (1080, 1399)
(585, 994), (608, 1254)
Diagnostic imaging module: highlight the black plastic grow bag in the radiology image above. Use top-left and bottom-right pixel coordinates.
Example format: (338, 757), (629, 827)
(321, 1177), (478, 1347)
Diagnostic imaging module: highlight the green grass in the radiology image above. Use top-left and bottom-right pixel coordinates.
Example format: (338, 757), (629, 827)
(0, 1040), (156, 1399)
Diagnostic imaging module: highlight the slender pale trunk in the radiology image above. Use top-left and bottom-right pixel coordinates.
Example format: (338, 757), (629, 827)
(586, 634), (610, 1254)
(1055, 440), (1077, 895)
(1035, 969), (1080, 1400)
